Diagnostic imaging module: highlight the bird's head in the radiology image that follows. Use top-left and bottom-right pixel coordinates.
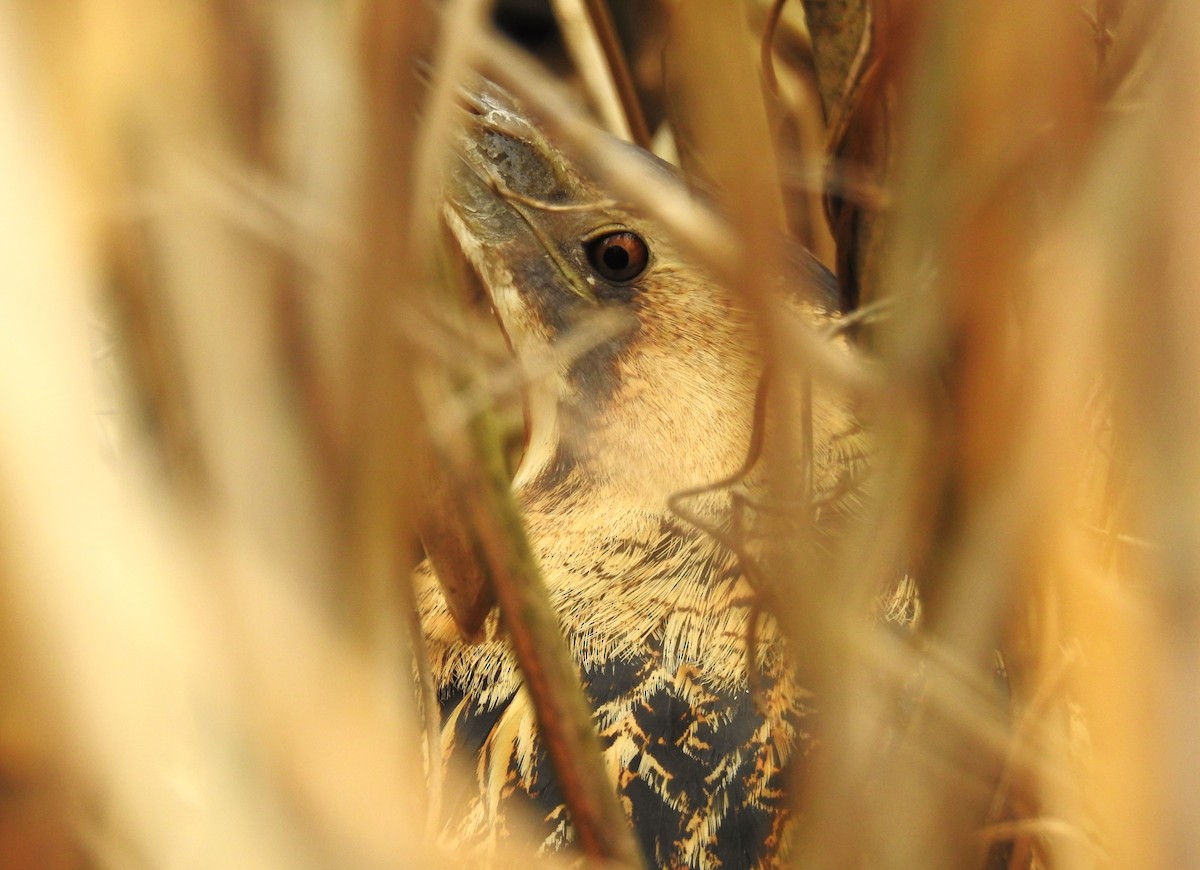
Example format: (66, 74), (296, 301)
(442, 85), (838, 511)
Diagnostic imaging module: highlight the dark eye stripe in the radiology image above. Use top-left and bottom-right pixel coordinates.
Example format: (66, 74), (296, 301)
(585, 232), (649, 283)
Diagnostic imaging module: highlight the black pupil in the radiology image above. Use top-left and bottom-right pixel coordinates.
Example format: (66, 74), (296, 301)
(603, 245), (630, 271)
(586, 231), (647, 284)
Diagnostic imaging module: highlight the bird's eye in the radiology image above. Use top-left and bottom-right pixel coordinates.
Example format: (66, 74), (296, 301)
(585, 231), (649, 283)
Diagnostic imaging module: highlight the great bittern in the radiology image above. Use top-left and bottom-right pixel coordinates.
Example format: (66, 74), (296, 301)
(418, 84), (862, 869)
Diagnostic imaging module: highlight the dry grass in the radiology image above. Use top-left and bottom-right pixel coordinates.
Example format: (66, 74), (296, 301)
(0, 1), (1187, 868)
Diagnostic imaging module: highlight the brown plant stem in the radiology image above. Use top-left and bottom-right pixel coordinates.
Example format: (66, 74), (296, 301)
(455, 402), (646, 869)
(797, 0), (868, 123)
(577, 0), (651, 148)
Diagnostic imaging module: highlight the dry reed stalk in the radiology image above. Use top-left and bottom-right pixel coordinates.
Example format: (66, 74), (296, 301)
(2, 1), (443, 866)
(0, 1), (1194, 869)
(410, 5), (647, 863)
(799, 2), (1169, 870)
(757, 0), (839, 267)
(550, 0), (650, 147)
(1104, 4), (1200, 867)
(804, 0), (1097, 866)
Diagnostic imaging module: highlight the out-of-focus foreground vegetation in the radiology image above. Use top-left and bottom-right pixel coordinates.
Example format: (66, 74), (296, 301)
(0, 1), (1189, 868)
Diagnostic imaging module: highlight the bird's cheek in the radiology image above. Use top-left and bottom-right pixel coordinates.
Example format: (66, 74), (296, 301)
(485, 280), (554, 358)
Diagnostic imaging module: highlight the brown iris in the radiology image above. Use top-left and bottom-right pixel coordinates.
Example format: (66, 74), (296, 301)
(585, 231), (649, 283)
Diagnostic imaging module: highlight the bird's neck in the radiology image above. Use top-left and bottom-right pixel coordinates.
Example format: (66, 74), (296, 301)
(514, 354), (760, 512)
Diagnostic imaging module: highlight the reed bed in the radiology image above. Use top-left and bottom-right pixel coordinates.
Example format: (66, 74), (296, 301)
(0, 1), (1184, 868)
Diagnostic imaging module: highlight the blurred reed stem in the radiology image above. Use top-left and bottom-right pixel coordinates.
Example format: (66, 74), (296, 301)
(0, 1), (1191, 868)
